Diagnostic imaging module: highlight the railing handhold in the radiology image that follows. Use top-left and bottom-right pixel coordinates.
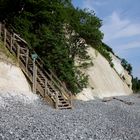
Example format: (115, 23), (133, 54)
(0, 22), (72, 109)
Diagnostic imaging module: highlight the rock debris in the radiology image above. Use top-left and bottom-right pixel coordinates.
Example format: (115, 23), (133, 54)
(0, 91), (140, 140)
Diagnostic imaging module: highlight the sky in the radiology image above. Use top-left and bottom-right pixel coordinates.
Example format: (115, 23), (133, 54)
(72, 0), (140, 78)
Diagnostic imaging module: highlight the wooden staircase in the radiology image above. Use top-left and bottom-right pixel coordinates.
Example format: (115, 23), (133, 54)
(0, 23), (72, 109)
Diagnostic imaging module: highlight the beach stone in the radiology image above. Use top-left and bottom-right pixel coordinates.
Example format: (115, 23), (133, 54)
(0, 91), (140, 140)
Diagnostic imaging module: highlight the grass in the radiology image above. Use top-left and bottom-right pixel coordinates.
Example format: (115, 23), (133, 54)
(0, 41), (17, 64)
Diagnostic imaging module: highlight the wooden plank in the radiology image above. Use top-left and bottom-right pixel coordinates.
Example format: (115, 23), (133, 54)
(17, 44), (20, 63)
(36, 82), (44, 97)
(32, 60), (37, 94)
(0, 23), (72, 109)
(37, 67), (71, 101)
(10, 34), (13, 52)
(113, 97), (134, 105)
(37, 75), (45, 86)
(4, 28), (7, 47)
(26, 49), (29, 71)
(13, 33), (27, 44)
(20, 47), (28, 51)
(44, 94), (55, 107)
(20, 54), (27, 57)
(37, 71), (57, 100)
(36, 57), (72, 97)
(29, 46), (71, 102)
(36, 82), (55, 107)
(6, 42), (11, 51)
(6, 36), (11, 48)
(11, 34), (16, 52)
(11, 36), (18, 54)
(0, 23), (1, 39)
(55, 92), (58, 109)
(19, 60), (33, 83)
(44, 78), (48, 97)
(19, 46), (29, 54)
(6, 30), (11, 39)
(37, 68), (46, 80)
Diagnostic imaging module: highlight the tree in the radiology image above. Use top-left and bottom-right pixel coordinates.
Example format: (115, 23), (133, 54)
(66, 8), (103, 47)
(0, 0), (103, 93)
(121, 59), (132, 75)
(0, 0), (24, 22)
(132, 77), (140, 93)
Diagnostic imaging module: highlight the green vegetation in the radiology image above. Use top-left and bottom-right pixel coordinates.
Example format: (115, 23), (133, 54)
(132, 77), (140, 93)
(96, 43), (114, 67)
(1, 0), (136, 94)
(0, 41), (17, 64)
(0, 0), (103, 93)
(121, 59), (132, 75)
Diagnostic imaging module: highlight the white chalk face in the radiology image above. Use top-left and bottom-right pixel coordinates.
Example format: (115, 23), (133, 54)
(76, 47), (132, 101)
(0, 62), (31, 92)
(111, 54), (124, 75)
(0, 62), (38, 104)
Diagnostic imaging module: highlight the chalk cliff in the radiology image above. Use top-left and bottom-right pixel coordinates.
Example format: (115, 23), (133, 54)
(76, 47), (132, 101)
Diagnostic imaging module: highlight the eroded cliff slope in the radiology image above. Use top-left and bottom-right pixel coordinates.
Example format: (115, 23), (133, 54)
(0, 42), (31, 93)
(76, 47), (132, 101)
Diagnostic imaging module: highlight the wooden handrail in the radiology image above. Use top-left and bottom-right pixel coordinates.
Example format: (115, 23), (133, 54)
(35, 56), (72, 98)
(12, 30), (71, 99)
(36, 61), (71, 100)
(3, 25), (71, 98)
(13, 33), (28, 45)
(35, 55), (72, 102)
(0, 22), (72, 108)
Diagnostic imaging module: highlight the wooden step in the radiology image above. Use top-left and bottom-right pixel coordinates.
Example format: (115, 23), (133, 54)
(2, 24), (72, 110)
(58, 98), (65, 101)
(58, 106), (72, 109)
(58, 95), (62, 98)
(59, 101), (67, 104)
(58, 104), (70, 107)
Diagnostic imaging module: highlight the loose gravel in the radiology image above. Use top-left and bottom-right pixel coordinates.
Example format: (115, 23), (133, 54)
(0, 91), (140, 140)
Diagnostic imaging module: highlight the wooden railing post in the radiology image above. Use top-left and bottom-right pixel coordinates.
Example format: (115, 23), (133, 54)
(25, 49), (29, 71)
(70, 93), (72, 106)
(0, 23), (1, 39)
(32, 53), (38, 94)
(17, 44), (20, 63)
(44, 78), (48, 97)
(10, 34), (13, 52)
(55, 92), (59, 109)
(4, 28), (7, 47)
(33, 60), (37, 94)
(12, 34), (15, 50)
(0, 23), (72, 109)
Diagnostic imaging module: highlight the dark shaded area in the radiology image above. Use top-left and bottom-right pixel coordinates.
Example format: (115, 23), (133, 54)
(132, 77), (140, 93)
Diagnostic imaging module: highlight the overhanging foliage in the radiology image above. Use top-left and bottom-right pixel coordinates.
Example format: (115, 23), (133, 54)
(0, 0), (103, 93)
